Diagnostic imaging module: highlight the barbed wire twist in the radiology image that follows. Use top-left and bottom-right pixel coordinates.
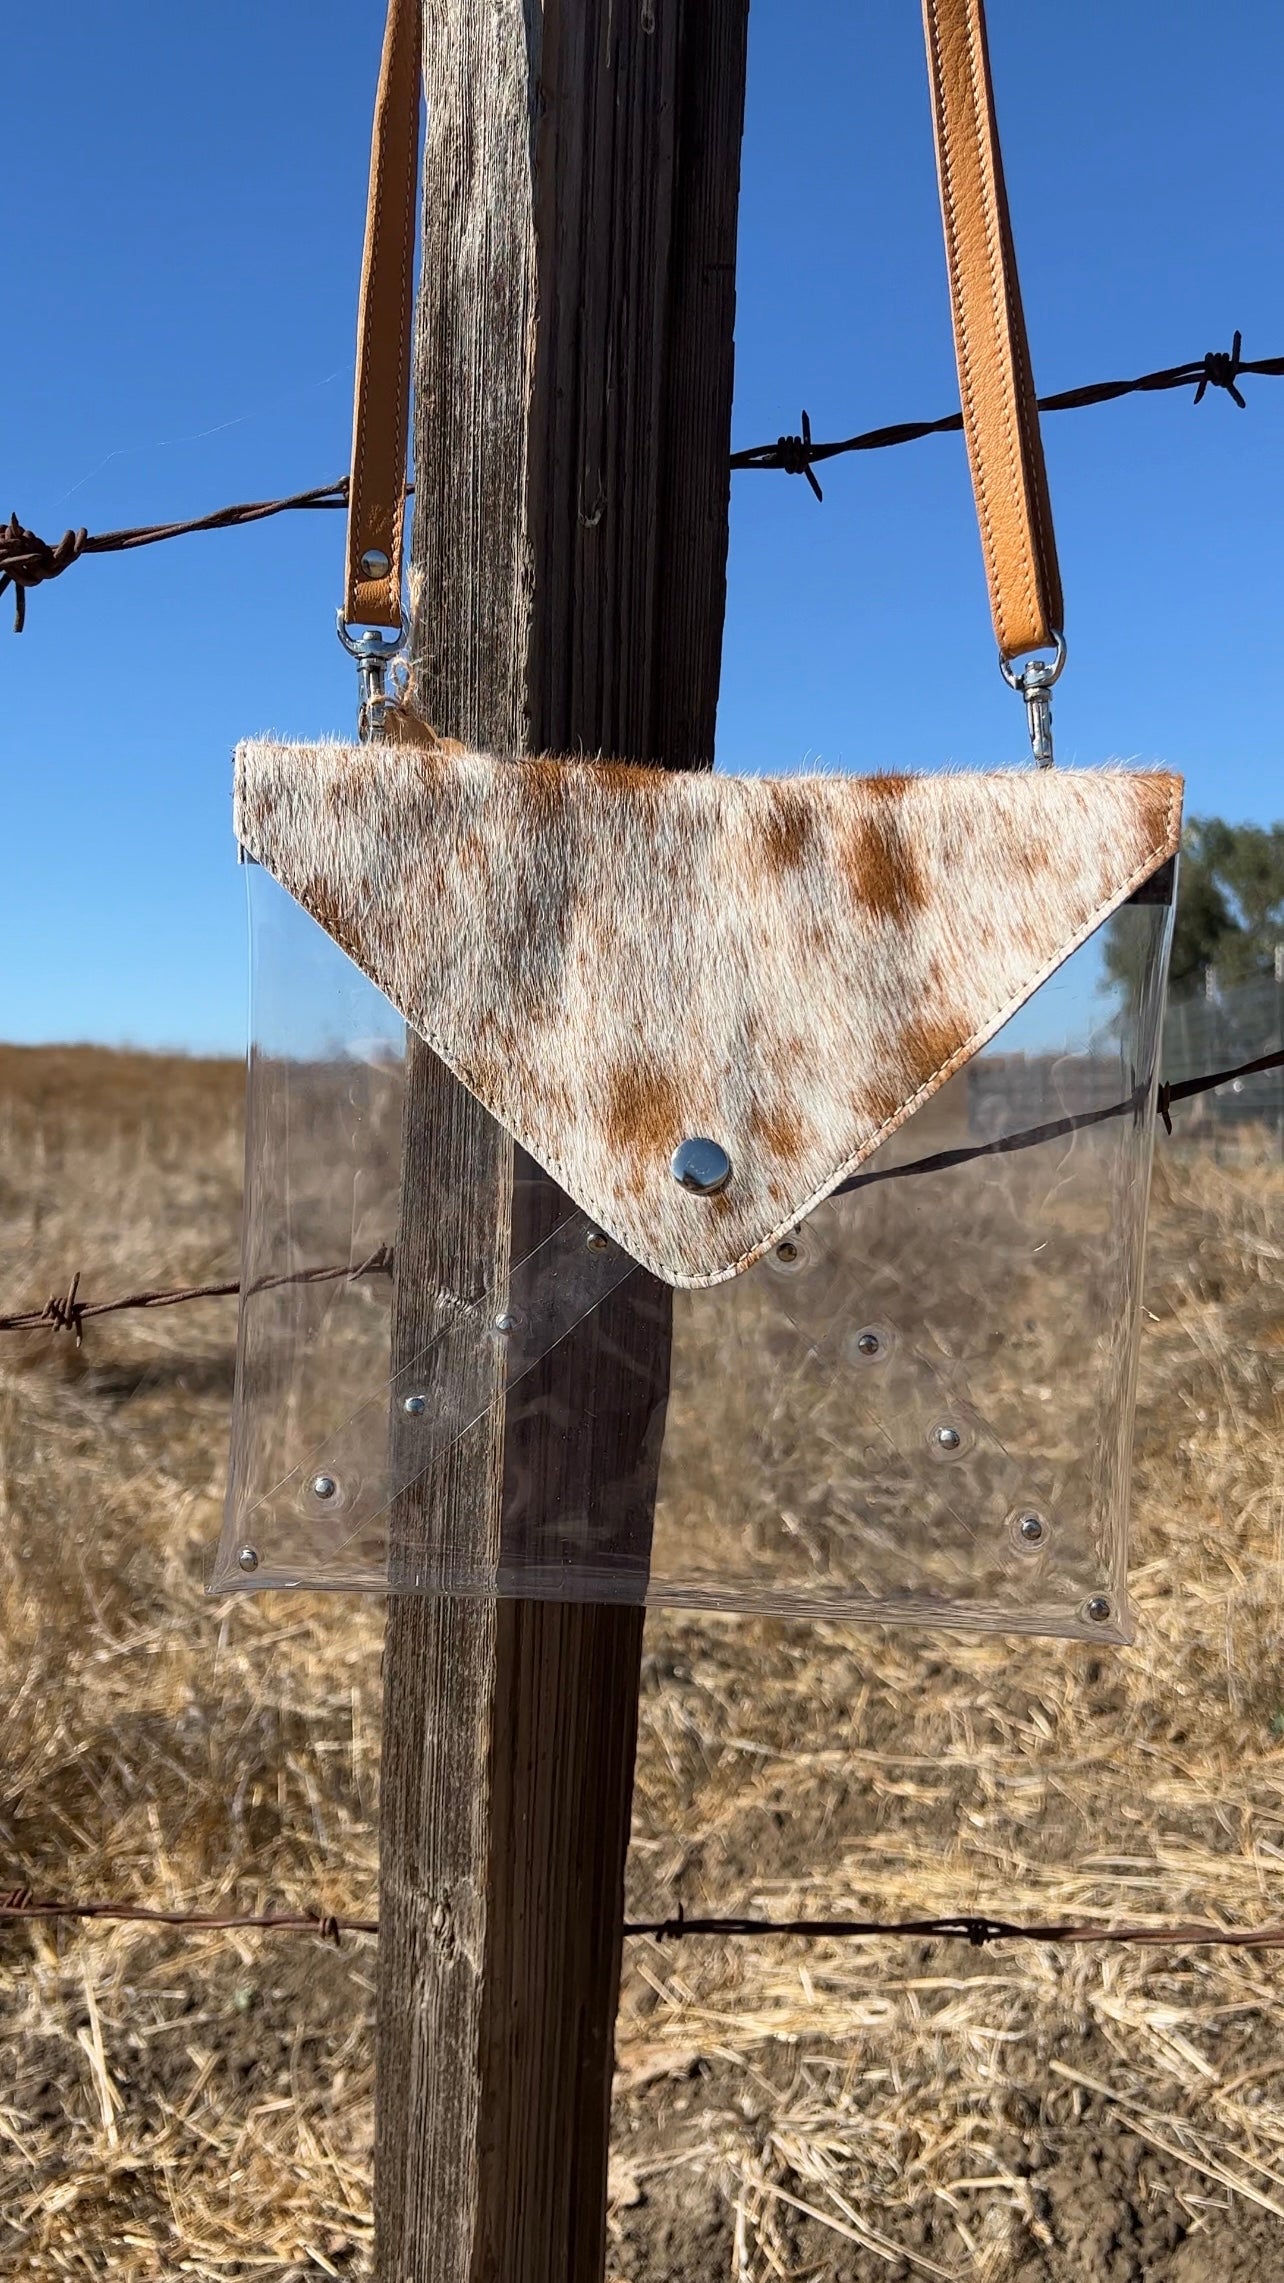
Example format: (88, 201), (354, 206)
(0, 517), (88, 631)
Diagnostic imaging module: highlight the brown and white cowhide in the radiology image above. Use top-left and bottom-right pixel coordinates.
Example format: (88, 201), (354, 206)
(235, 743), (1181, 1287)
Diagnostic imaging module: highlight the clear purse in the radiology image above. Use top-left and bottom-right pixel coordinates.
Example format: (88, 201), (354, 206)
(213, 826), (1174, 1641)
(214, 0), (1182, 1644)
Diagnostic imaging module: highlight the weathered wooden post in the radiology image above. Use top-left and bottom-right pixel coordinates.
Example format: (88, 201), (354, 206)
(374, 7), (751, 2279)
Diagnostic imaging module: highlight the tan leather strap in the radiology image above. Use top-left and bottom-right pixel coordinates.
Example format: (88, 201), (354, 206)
(922, 0), (1063, 661)
(345, 0), (1058, 659)
(344, 0), (421, 631)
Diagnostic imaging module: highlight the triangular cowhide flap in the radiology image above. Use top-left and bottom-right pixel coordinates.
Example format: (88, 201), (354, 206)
(235, 744), (1181, 1287)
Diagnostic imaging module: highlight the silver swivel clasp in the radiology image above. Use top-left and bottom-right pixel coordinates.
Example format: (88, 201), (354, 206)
(1000, 631), (1066, 769)
(337, 611), (407, 742)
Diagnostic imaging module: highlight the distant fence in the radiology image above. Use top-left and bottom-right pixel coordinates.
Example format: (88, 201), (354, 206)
(967, 972), (1284, 1155)
(1163, 972), (1284, 1150)
(967, 1052), (1127, 1141)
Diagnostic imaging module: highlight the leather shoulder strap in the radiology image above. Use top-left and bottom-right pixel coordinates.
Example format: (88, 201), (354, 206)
(344, 0), (421, 631)
(346, 0), (1057, 662)
(922, 0), (1063, 661)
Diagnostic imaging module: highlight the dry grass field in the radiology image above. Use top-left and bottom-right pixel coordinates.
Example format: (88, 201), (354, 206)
(0, 1043), (1281, 2281)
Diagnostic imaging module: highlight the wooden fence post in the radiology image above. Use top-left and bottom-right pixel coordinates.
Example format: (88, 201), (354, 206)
(374, 5), (750, 2279)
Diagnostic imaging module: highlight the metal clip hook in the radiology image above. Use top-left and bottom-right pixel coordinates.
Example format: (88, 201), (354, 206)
(1000, 633), (1066, 769)
(336, 613), (408, 741)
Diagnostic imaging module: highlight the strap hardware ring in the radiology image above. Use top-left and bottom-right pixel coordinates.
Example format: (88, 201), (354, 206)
(1000, 631), (1066, 769)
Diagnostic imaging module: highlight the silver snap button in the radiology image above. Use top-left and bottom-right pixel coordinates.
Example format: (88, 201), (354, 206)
(311, 1473), (338, 1501)
(359, 547), (392, 580)
(671, 1138), (732, 1195)
(237, 1545), (260, 1573)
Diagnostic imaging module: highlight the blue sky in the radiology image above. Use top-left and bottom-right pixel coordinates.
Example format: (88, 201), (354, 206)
(4, 1), (1282, 1053)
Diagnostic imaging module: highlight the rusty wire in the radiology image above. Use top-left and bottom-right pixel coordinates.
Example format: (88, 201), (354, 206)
(5, 335), (1280, 625)
(1, 481), (349, 632)
(0, 1246), (393, 1345)
(6, 1886), (1284, 1952)
(0, 1889), (375, 1942)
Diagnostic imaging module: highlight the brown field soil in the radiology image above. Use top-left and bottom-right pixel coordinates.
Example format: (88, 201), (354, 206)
(0, 1043), (1282, 2281)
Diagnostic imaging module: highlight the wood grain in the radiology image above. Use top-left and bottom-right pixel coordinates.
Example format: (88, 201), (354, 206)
(376, 5), (750, 2278)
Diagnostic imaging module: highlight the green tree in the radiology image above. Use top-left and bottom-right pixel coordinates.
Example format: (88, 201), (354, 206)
(1107, 815), (1284, 1003)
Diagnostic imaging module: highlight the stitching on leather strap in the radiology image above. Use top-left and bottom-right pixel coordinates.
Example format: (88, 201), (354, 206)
(344, 0), (421, 630)
(926, 0), (1022, 651)
(959, 10), (1039, 649)
(922, 0), (1061, 660)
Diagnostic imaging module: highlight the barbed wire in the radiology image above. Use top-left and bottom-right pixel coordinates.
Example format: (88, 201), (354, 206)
(1, 1053), (1279, 1956)
(3, 335), (1276, 626)
(628, 1909), (1284, 1950)
(730, 331), (1276, 498)
(0, 1050), (1277, 1343)
(0, 1889), (375, 1942)
(838, 1047), (1284, 1197)
(0, 1247), (393, 1345)
(1, 481), (349, 633)
(5, 1885), (1284, 1953)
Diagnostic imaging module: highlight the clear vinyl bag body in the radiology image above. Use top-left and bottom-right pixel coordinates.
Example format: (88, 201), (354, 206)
(213, 863), (1174, 1639)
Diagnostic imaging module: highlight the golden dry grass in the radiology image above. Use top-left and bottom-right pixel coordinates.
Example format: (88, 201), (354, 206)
(0, 1045), (1281, 2280)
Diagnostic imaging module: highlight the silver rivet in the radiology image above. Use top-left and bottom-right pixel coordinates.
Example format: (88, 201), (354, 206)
(671, 1137), (732, 1195)
(1018, 1511), (1046, 1544)
(934, 1424), (962, 1452)
(1085, 1594), (1112, 1625)
(311, 1473), (338, 1501)
(237, 1545), (260, 1573)
(494, 1312), (516, 1335)
(855, 1330), (881, 1357)
(585, 1229), (610, 1252)
(775, 1239), (800, 1264)
(402, 1393), (427, 1416)
(359, 547), (392, 579)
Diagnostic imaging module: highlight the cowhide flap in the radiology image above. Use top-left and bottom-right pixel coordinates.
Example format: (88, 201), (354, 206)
(235, 743), (1182, 1288)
